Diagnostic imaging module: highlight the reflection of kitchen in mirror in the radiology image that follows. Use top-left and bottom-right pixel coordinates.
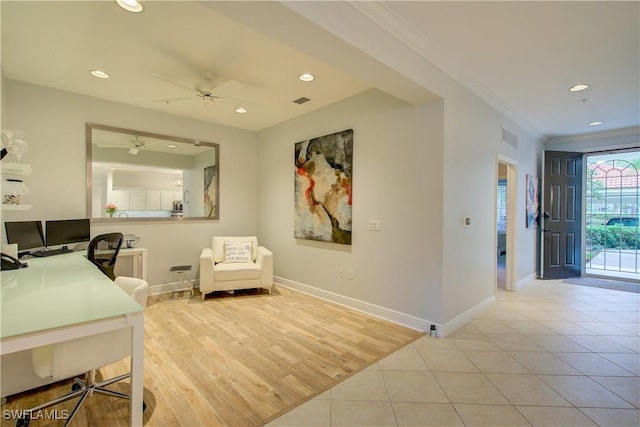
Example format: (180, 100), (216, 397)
(87, 123), (219, 221)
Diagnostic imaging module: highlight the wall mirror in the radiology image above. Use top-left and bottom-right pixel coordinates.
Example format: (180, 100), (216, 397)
(86, 123), (219, 221)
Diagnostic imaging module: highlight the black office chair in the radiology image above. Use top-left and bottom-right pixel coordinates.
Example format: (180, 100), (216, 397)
(87, 233), (123, 280)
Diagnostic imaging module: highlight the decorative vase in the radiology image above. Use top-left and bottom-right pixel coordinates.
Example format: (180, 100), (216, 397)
(2, 178), (28, 205)
(1, 129), (27, 162)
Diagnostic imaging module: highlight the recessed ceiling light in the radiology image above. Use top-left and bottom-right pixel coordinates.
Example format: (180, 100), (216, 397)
(298, 73), (315, 82)
(569, 83), (589, 92)
(235, 107), (248, 114)
(167, 144), (177, 148)
(116, 0), (143, 13)
(588, 121), (603, 126)
(90, 70), (110, 79)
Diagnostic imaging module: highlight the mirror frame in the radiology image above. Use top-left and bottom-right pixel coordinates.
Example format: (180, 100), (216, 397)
(86, 123), (220, 222)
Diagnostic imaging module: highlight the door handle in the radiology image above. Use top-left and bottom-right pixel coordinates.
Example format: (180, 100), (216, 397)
(542, 212), (550, 219)
(542, 228), (549, 232)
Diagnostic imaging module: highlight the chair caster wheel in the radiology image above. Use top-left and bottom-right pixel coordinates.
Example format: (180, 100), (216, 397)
(71, 383), (82, 392)
(143, 401), (147, 411)
(16, 417), (30, 427)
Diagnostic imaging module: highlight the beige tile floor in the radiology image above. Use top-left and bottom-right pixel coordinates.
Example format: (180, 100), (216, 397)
(265, 279), (639, 426)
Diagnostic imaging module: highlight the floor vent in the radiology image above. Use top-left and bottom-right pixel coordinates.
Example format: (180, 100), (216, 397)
(293, 97), (310, 105)
(502, 127), (518, 148)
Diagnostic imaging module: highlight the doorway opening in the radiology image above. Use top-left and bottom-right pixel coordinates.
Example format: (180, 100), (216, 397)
(585, 150), (640, 281)
(497, 164), (508, 289)
(497, 157), (517, 291)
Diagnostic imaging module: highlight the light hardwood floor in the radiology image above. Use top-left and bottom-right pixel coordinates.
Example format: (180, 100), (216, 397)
(1, 285), (422, 426)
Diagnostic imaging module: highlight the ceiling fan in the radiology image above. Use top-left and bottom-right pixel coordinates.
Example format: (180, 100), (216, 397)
(152, 72), (245, 105)
(128, 136), (145, 155)
(94, 135), (147, 155)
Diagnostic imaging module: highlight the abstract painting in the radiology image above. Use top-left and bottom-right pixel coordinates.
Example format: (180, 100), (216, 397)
(526, 174), (539, 228)
(294, 129), (353, 244)
(204, 165), (216, 218)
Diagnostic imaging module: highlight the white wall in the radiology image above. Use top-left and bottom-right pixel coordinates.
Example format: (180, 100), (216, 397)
(246, 2), (544, 331)
(255, 85), (542, 331)
(441, 92), (542, 324)
(2, 79), (258, 286)
(257, 89), (445, 325)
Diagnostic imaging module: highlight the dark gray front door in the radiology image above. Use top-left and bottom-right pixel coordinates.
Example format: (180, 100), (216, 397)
(541, 151), (583, 279)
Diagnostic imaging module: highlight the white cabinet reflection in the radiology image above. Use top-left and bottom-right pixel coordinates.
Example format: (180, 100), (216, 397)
(87, 123), (219, 221)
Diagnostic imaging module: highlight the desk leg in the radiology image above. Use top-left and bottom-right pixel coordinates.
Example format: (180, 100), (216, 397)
(129, 313), (144, 427)
(140, 252), (148, 282)
(132, 257), (140, 280)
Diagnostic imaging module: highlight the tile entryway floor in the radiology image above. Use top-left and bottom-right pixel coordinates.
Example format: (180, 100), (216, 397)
(265, 279), (639, 427)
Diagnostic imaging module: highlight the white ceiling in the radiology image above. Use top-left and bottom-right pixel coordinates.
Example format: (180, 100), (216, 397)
(1, 1), (371, 132)
(376, 1), (640, 140)
(2, 1), (638, 140)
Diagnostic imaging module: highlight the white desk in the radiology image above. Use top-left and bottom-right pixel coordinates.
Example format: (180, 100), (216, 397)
(109, 247), (148, 281)
(0, 252), (144, 426)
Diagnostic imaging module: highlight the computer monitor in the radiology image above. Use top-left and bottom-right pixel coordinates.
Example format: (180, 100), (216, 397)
(45, 218), (91, 248)
(5, 220), (45, 254)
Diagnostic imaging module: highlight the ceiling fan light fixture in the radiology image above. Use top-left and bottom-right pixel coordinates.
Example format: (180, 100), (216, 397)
(116, 0), (143, 13)
(235, 107), (248, 114)
(569, 83), (589, 92)
(588, 121), (603, 126)
(298, 73), (315, 82)
(129, 147), (140, 155)
(90, 69), (110, 79)
(167, 144), (177, 148)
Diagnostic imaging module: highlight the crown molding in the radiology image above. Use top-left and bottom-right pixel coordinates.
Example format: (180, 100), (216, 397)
(546, 126), (640, 145)
(346, 1), (543, 140)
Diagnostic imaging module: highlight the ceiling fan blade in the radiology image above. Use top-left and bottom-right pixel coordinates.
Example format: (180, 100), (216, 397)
(152, 74), (197, 95)
(152, 96), (196, 103)
(95, 143), (130, 148)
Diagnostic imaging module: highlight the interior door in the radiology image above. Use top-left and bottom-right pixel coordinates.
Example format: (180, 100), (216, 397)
(540, 151), (583, 279)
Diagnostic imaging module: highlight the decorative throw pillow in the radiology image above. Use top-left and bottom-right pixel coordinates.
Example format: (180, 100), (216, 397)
(224, 241), (253, 263)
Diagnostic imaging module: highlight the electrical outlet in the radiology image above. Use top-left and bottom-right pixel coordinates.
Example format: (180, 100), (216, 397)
(369, 220), (382, 231)
(347, 269), (354, 280)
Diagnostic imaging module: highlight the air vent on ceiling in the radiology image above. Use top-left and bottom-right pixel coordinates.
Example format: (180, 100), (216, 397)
(293, 97), (310, 105)
(501, 126), (518, 149)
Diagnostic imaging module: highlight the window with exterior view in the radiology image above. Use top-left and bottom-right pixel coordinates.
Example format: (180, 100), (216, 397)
(497, 179), (507, 232)
(585, 151), (640, 280)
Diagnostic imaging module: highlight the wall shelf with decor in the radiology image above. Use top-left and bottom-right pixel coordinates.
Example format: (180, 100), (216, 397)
(2, 163), (32, 210)
(1, 203), (32, 211)
(1, 163), (32, 177)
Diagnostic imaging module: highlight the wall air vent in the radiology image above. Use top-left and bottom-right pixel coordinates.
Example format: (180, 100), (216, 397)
(501, 126), (518, 149)
(293, 97), (311, 105)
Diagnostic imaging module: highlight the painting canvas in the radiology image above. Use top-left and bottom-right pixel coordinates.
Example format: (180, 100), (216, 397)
(294, 129), (353, 244)
(204, 165), (216, 218)
(526, 174), (539, 228)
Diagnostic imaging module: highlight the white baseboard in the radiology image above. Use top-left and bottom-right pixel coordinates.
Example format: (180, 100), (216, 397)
(149, 279), (199, 296)
(439, 294), (496, 338)
(274, 276), (433, 333)
(516, 273), (536, 291)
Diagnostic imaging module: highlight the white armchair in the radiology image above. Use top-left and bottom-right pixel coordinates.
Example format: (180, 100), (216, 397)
(199, 236), (273, 299)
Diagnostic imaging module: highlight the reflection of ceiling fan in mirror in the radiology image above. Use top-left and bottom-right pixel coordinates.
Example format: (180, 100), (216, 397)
(95, 135), (146, 155)
(153, 71), (245, 106)
(128, 136), (145, 155)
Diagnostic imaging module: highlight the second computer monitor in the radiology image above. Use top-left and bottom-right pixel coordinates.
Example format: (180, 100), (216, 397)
(5, 220), (45, 254)
(45, 218), (91, 248)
